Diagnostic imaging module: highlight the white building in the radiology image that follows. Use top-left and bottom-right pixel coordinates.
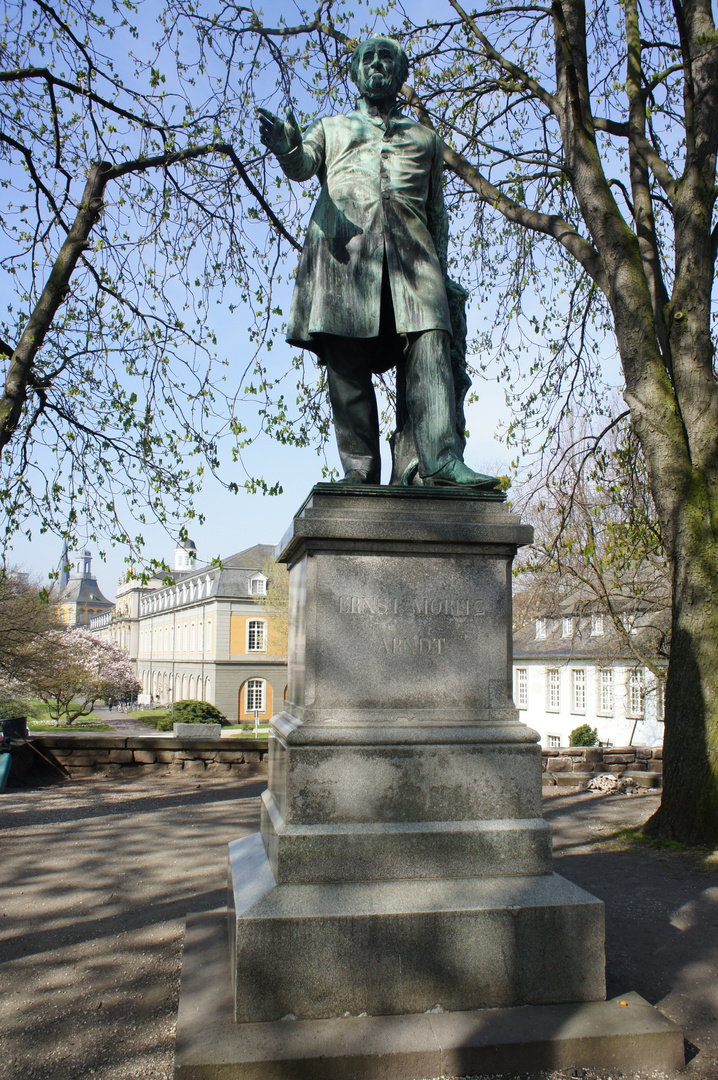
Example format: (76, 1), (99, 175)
(91, 540), (288, 723)
(134, 543), (287, 723)
(513, 608), (665, 748)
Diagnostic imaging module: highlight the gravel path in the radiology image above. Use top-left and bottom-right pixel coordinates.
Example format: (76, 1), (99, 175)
(0, 775), (264, 1080)
(1, 780), (716, 1080)
(91, 704), (160, 737)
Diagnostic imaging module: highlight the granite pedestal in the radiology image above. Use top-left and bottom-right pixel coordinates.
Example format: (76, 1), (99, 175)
(176, 485), (683, 1077)
(229, 485), (605, 1022)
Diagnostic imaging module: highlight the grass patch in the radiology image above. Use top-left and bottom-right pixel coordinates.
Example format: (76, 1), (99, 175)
(223, 724), (270, 738)
(28, 719), (112, 732)
(610, 827), (687, 851)
(602, 828), (718, 871)
(600, 827), (718, 872)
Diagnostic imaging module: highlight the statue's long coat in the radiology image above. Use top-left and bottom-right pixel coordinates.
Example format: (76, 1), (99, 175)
(277, 97), (452, 363)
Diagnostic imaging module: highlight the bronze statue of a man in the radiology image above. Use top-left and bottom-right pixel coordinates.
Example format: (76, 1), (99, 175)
(258, 36), (498, 489)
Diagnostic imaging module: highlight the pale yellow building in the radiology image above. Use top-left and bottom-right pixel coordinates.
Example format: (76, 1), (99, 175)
(134, 544), (287, 723)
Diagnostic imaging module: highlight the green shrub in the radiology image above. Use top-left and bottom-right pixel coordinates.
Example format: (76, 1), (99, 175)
(569, 723), (598, 747)
(153, 712), (174, 732)
(171, 700), (227, 725)
(0, 698), (44, 720)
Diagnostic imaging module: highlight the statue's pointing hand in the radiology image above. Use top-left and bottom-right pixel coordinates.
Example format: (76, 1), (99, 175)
(257, 106), (302, 158)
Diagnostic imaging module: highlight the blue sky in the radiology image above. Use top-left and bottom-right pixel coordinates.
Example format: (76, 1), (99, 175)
(6, 0), (623, 598)
(7, 0), (519, 595)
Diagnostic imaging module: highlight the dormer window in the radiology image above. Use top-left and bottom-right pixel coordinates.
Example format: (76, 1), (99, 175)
(562, 617), (573, 638)
(590, 614), (604, 636)
(535, 617), (547, 640)
(250, 574), (267, 596)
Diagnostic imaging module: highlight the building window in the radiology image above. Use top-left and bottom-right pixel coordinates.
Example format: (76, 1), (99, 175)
(206, 619), (213, 654)
(247, 619), (266, 652)
(628, 668), (644, 718)
(190, 622), (196, 653)
(591, 613), (604, 636)
(183, 622), (188, 652)
(516, 668), (528, 708)
(656, 681), (665, 721)
(250, 574), (267, 596)
(547, 668), (560, 711)
(535, 617), (547, 640)
(572, 669), (586, 713)
(198, 620), (204, 654)
(599, 668), (614, 714)
(548, 734), (561, 748)
(562, 617), (573, 638)
(246, 679), (264, 712)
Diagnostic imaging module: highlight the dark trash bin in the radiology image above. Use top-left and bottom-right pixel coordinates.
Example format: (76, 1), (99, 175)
(1, 717), (28, 739)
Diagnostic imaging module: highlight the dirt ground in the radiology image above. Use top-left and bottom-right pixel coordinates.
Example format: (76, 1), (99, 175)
(1, 777), (716, 1080)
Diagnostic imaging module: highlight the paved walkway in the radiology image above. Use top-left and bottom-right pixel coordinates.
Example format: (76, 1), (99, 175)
(1, 782), (716, 1080)
(93, 704), (160, 736)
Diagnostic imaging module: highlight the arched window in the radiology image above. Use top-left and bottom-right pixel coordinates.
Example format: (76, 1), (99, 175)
(247, 619), (266, 652)
(205, 676), (212, 703)
(181, 674), (187, 699)
(246, 679), (265, 713)
(206, 619), (213, 654)
(196, 677), (202, 701)
(188, 675), (194, 699)
(176, 674), (181, 702)
(190, 622), (196, 653)
(198, 620), (204, 654)
(183, 622), (188, 652)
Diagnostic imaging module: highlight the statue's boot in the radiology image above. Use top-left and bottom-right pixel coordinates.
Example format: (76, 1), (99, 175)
(407, 330), (501, 490)
(422, 458), (502, 490)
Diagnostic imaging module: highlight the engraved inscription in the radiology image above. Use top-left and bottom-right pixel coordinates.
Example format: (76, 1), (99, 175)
(382, 637), (446, 655)
(338, 595), (485, 617)
(338, 596), (400, 615)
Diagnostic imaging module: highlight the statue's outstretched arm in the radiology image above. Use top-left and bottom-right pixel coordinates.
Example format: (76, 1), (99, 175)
(256, 107), (325, 183)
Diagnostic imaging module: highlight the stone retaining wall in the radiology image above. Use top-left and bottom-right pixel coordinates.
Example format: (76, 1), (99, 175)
(13, 735), (269, 781)
(542, 745), (663, 787)
(8, 736), (661, 787)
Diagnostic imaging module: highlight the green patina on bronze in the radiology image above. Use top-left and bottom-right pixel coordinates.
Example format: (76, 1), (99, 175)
(277, 95), (451, 349)
(257, 36), (500, 492)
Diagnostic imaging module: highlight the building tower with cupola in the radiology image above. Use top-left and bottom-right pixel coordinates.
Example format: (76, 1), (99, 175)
(56, 549), (114, 627)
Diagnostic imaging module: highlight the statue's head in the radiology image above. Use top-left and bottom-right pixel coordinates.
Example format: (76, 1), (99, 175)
(350, 36), (409, 100)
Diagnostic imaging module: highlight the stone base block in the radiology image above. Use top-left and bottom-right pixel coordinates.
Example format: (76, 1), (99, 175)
(174, 723), (222, 738)
(228, 833), (605, 1024)
(175, 910), (684, 1080)
(261, 789), (552, 884)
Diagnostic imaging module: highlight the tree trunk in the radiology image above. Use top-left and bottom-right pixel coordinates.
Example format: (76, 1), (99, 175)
(646, 479), (718, 843)
(0, 161), (111, 450)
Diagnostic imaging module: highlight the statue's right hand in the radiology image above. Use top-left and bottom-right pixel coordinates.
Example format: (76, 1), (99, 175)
(256, 106), (302, 157)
